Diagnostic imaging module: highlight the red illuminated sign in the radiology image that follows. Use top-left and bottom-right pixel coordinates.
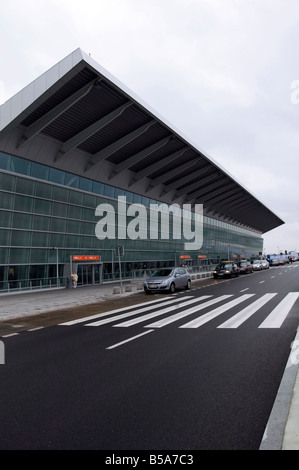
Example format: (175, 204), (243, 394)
(72, 255), (100, 261)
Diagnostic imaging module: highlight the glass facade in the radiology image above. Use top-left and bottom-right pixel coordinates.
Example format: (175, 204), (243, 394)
(0, 151), (263, 292)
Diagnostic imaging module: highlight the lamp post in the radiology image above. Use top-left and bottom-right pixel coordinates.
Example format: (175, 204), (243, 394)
(53, 247), (59, 286)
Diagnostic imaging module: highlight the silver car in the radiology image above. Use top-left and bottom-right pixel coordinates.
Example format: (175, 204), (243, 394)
(260, 259), (270, 269)
(252, 259), (262, 271)
(144, 267), (191, 294)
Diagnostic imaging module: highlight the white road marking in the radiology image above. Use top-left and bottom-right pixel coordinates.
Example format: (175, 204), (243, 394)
(85, 297), (195, 327)
(60, 296), (188, 326)
(258, 292), (299, 328)
(240, 288), (249, 292)
(145, 295), (232, 328)
(1, 333), (19, 337)
(180, 294), (255, 328)
(217, 293), (277, 329)
(106, 330), (154, 350)
(113, 297), (209, 327)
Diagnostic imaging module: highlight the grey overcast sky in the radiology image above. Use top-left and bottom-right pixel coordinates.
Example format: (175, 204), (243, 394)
(1, 0), (298, 255)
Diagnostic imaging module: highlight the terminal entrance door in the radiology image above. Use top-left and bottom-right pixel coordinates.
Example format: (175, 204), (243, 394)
(77, 263), (102, 286)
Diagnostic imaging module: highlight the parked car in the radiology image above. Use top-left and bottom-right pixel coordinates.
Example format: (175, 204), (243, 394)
(144, 267), (191, 294)
(238, 260), (253, 274)
(269, 258), (279, 266)
(252, 259), (262, 271)
(260, 259), (270, 269)
(213, 262), (240, 279)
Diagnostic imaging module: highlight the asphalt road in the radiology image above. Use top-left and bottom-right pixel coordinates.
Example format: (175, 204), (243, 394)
(0, 265), (298, 450)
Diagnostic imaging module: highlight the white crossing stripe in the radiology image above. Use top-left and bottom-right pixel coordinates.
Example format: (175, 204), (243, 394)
(85, 296), (196, 327)
(113, 297), (211, 327)
(60, 296), (188, 326)
(217, 293), (277, 329)
(59, 292), (299, 331)
(145, 295), (233, 328)
(106, 330), (155, 350)
(180, 294), (255, 328)
(258, 292), (299, 328)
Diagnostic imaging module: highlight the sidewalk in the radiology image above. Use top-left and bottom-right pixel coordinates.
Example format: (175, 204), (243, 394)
(0, 279), (144, 321)
(0, 275), (298, 450)
(259, 325), (299, 450)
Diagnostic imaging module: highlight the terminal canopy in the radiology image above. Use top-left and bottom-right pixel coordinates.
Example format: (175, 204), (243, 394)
(0, 48), (284, 234)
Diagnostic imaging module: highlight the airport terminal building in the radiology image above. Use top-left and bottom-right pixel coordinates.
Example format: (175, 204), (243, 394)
(0, 49), (284, 292)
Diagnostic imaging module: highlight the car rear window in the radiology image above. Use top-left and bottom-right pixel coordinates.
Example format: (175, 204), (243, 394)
(152, 269), (173, 276)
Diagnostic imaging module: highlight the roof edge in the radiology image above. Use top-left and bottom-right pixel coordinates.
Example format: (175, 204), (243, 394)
(0, 48), (86, 132)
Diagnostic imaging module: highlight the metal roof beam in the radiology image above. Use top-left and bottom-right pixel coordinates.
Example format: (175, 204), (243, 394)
(162, 165), (214, 197)
(17, 78), (98, 148)
(109, 135), (172, 181)
(180, 180), (230, 200)
(230, 201), (260, 216)
(215, 194), (253, 211)
(202, 187), (243, 205)
(185, 181), (234, 202)
(85, 120), (155, 171)
(146, 159), (198, 192)
(208, 194), (247, 211)
(128, 147), (189, 186)
(55, 101), (132, 161)
(227, 199), (257, 213)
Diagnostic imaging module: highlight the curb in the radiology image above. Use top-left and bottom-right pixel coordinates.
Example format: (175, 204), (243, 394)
(259, 327), (299, 450)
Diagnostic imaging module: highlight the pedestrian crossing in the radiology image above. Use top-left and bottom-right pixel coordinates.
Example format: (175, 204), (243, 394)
(59, 292), (299, 330)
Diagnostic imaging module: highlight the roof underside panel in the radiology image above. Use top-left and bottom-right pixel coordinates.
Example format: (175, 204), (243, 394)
(21, 67), (99, 127)
(0, 50), (284, 234)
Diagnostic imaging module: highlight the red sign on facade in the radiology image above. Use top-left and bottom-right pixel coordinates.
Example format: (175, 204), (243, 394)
(180, 255), (190, 259)
(72, 255), (101, 261)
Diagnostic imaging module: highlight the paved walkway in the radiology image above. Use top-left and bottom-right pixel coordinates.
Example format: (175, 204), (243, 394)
(0, 279), (143, 321)
(0, 276), (298, 450)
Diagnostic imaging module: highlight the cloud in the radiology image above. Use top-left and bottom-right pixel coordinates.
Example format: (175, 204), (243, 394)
(1, 0), (299, 253)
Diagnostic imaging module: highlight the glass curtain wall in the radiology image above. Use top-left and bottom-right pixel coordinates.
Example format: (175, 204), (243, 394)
(0, 152), (263, 292)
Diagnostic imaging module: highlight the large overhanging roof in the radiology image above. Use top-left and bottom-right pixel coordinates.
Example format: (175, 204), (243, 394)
(0, 48), (284, 234)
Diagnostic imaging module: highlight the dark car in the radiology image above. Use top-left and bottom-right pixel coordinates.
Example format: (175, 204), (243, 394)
(144, 267), (191, 294)
(269, 258), (279, 266)
(238, 260), (253, 274)
(213, 262), (240, 279)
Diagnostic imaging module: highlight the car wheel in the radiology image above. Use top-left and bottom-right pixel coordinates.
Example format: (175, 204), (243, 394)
(169, 282), (176, 294)
(144, 290), (152, 295)
(185, 279), (191, 290)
